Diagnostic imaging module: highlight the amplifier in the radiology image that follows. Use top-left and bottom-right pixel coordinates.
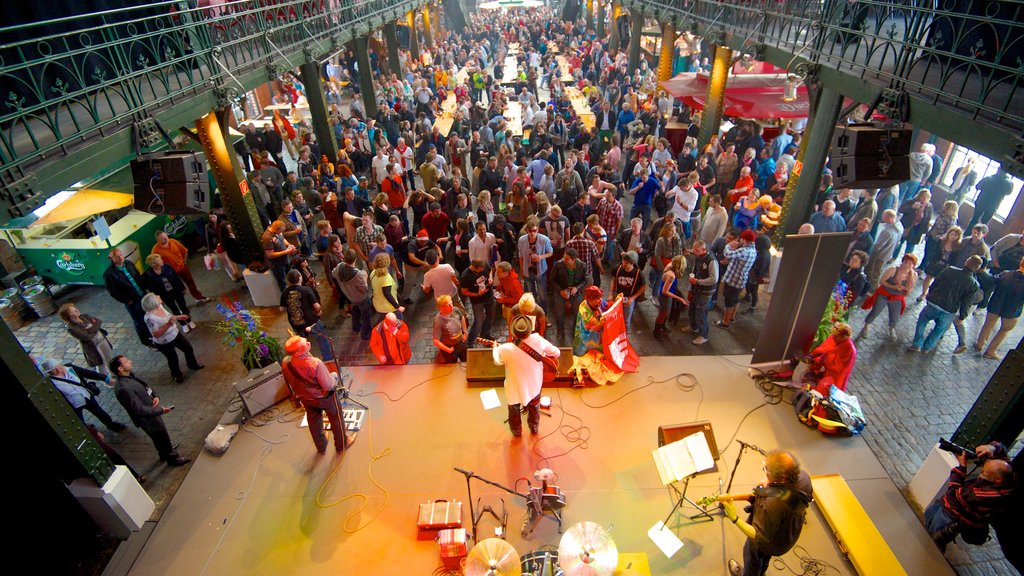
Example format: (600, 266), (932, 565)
(133, 180), (211, 215)
(130, 151), (208, 184)
(658, 420), (721, 461)
(465, 346), (576, 386)
(832, 154), (910, 189)
(233, 363), (291, 418)
(830, 124), (912, 158)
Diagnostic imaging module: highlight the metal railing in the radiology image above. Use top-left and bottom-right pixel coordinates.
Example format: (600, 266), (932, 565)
(629, 0), (1024, 141)
(0, 0), (416, 183)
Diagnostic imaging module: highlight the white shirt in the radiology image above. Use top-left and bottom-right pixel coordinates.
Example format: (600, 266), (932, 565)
(669, 186), (699, 223)
(422, 264), (459, 299)
(469, 233), (496, 263)
(492, 333), (560, 405)
(371, 154), (390, 183)
(145, 307), (179, 345)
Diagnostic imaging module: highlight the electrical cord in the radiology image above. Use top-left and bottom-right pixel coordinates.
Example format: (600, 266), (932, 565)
(532, 389), (591, 469)
(355, 365), (460, 403)
(771, 545), (840, 576)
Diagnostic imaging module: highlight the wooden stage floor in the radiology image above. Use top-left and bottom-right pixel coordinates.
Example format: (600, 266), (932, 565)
(118, 356), (953, 575)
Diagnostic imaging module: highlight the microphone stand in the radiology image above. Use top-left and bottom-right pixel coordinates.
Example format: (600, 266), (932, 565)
(454, 467), (529, 543)
(725, 440), (766, 494)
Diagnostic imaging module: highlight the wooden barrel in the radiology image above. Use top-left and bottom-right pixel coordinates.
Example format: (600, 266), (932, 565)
(22, 285), (57, 318)
(0, 298), (25, 331)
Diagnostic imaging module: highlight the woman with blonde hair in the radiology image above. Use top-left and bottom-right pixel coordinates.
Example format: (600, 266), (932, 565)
(654, 254), (689, 338)
(370, 252), (404, 322)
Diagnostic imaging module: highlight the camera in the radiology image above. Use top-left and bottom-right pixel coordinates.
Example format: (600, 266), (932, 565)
(938, 438), (977, 460)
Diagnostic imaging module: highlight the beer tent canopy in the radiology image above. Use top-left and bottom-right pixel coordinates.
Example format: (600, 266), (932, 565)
(660, 72), (811, 119)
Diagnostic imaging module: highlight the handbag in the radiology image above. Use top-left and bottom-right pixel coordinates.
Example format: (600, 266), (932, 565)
(203, 253), (217, 271)
(52, 373), (101, 396)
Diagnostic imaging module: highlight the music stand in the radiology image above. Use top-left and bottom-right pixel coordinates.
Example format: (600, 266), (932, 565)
(652, 431), (716, 526)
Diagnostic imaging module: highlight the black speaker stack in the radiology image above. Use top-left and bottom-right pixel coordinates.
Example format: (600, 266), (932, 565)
(131, 151), (211, 215)
(830, 124), (912, 189)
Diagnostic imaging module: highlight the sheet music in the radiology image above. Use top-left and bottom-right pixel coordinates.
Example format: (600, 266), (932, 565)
(480, 388), (501, 410)
(651, 431), (714, 485)
(648, 521), (685, 557)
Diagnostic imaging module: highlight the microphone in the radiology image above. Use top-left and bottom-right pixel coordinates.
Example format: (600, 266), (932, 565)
(737, 439), (766, 455)
(454, 466), (473, 476)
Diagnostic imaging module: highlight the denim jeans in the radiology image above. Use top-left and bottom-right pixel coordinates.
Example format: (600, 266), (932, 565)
(622, 297), (636, 331)
(305, 319), (335, 360)
(629, 203), (652, 229)
(468, 297), (497, 343)
(350, 298), (373, 340)
(913, 302), (956, 351)
(523, 274), (548, 311)
(689, 293), (710, 337)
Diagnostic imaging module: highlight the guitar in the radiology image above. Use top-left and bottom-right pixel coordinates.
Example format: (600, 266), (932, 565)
(477, 337), (560, 384)
(696, 492), (756, 509)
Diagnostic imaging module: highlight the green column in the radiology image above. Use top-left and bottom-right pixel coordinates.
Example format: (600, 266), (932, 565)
(586, 0), (594, 31)
(195, 110), (265, 262)
(627, 9), (643, 72)
(384, 22), (402, 77)
(699, 45), (732, 151)
(300, 60), (339, 162)
(596, 0), (605, 38)
(422, 7), (433, 48)
(407, 11), (420, 64)
(778, 86), (844, 239)
(609, 2), (622, 52)
(354, 35), (378, 118)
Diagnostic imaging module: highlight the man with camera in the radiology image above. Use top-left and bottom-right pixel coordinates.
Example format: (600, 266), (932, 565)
(926, 440), (1015, 552)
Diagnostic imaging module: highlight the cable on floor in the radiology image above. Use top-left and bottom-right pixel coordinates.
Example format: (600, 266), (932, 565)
(772, 545), (841, 576)
(355, 365), (460, 403)
(532, 389), (591, 469)
(315, 407), (393, 533)
(576, 371), (703, 421)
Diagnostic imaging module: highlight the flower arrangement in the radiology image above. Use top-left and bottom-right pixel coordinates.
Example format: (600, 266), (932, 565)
(214, 299), (284, 370)
(813, 280), (851, 348)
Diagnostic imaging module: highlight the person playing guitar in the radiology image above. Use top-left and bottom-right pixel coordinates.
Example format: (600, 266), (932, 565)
(483, 315), (560, 437)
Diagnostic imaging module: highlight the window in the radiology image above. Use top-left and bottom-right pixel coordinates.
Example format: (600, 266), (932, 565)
(941, 146), (1023, 221)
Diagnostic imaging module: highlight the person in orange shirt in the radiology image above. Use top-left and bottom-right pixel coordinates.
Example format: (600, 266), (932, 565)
(369, 312), (412, 365)
(727, 166), (755, 211)
(151, 231), (209, 302)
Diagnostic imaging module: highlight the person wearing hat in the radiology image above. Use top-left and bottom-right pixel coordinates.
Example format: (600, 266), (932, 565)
(281, 336), (355, 454)
(718, 229), (759, 329)
(110, 355), (191, 467)
(573, 286), (608, 356)
(490, 315), (560, 437)
(405, 229), (440, 302)
(42, 358), (126, 432)
(612, 250), (646, 332)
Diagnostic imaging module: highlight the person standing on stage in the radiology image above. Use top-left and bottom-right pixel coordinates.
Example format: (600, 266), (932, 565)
(721, 450), (813, 576)
(280, 336), (355, 454)
(491, 315), (560, 437)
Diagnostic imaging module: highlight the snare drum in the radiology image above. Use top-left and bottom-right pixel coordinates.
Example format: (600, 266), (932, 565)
(520, 550), (563, 576)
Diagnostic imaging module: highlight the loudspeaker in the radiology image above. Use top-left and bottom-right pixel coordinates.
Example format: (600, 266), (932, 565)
(131, 151), (211, 214)
(832, 154), (910, 189)
(465, 346), (576, 386)
(233, 363), (291, 418)
(658, 421), (720, 460)
(831, 124), (912, 158)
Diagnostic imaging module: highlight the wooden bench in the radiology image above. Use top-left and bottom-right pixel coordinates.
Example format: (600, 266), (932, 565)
(811, 474), (907, 576)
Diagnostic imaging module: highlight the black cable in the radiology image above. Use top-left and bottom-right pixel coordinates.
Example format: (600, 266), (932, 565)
(718, 402), (768, 455)
(532, 389), (591, 468)
(771, 545), (841, 576)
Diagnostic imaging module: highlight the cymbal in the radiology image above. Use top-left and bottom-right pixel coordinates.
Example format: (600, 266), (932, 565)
(465, 538), (522, 576)
(558, 522), (618, 576)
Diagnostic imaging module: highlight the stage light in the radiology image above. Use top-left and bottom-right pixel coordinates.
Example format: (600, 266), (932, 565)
(783, 74), (801, 102)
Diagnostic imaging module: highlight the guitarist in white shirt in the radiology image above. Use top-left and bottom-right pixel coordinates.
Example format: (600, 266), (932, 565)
(488, 315), (560, 437)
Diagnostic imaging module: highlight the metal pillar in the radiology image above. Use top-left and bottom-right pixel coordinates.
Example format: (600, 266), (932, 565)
(407, 11), (420, 64)
(597, 0), (605, 37)
(779, 86), (843, 238)
(627, 9), (642, 71)
(610, 2), (622, 52)
(300, 60), (339, 162)
(354, 35), (379, 118)
(384, 22), (402, 76)
(586, 0), (594, 31)
(699, 45), (732, 151)
(195, 110), (266, 262)
(422, 6), (433, 49)
(951, 345), (1024, 449)
(658, 22), (676, 83)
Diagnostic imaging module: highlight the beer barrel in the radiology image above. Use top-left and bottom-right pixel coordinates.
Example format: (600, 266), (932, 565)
(0, 298), (25, 331)
(22, 285), (57, 318)
(19, 275), (43, 291)
(0, 287), (27, 318)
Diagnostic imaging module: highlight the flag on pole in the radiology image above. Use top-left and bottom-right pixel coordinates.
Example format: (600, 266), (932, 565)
(600, 295), (640, 373)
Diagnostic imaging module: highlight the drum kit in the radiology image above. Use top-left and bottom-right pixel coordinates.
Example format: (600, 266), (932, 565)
(464, 522), (618, 576)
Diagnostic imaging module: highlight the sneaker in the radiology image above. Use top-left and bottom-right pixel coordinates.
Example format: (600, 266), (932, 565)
(906, 346), (921, 353)
(973, 343), (984, 352)
(714, 320), (731, 329)
(728, 559), (742, 576)
(188, 321), (197, 330)
(680, 326), (696, 333)
(181, 324), (190, 334)
(855, 326), (869, 341)
(889, 328), (898, 342)
(952, 345), (967, 354)
(693, 336), (708, 345)
(196, 297), (211, 304)
(983, 352), (1000, 360)
(167, 456), (192, 467)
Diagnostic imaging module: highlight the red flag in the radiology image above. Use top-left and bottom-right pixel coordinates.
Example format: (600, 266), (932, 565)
(600, 296), (640, 373)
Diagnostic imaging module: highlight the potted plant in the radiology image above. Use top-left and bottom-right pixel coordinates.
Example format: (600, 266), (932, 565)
(812, 280), (851, 348)
(214, 299), (284, 371)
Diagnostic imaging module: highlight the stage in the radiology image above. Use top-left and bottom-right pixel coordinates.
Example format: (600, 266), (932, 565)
(115, 356), (953, 575)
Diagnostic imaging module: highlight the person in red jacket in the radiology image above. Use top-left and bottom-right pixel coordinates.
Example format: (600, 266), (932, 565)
(493, 261), (524, 321)
(806, 323), (856, 395)
(369, 312), (412, 365)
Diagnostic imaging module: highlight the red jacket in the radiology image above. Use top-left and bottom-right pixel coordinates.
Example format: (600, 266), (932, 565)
(809, 335), (856, 395)
(369, 320), (411, 365)
(495, 270), (524, 307)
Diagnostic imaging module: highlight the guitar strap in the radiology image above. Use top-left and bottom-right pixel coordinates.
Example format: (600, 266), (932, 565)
(515, 339), (553, 367)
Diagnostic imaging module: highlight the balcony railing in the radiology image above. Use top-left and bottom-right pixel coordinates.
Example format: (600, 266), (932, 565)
(0, 0), (412, 184)
(630, 0), (1023, 142)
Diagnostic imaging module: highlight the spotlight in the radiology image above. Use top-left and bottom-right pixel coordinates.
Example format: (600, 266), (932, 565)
(783, 74), (801, 102)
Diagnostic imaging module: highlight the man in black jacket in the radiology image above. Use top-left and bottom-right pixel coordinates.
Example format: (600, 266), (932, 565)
(110, 355), (190, 467)
(910, 255), (982, 353)
(103, 248), (153, 347)
(550, 248), (588, 344)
